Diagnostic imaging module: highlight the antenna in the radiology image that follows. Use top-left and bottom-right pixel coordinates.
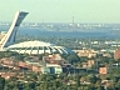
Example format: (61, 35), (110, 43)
(72, 16), (75, 31)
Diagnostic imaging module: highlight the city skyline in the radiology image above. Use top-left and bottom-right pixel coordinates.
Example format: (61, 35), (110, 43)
(0, 0), (120, 23)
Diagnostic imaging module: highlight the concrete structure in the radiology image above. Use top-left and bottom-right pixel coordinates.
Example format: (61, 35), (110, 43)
(6, 40), (73, 55)
(0, 11), (28, 50)
(0, 11), (74, 55)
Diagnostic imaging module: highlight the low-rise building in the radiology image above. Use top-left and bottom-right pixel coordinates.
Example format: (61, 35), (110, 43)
(41, 67), (50, 74)
(32, 65), (41, 72)
(77, 49), (97, 58)
(99, 67), (108, 75)
(114, 49), (120, 60)
(46, 64), (63, 74)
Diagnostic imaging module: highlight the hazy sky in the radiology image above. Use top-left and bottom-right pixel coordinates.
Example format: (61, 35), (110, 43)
(0, 0), (120, 23)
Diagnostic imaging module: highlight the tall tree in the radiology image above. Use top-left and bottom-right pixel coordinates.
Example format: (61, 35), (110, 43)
(0, 75), (5, 90)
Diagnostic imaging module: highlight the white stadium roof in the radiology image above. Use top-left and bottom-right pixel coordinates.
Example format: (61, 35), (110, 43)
(6, 40), (74, 55)
(7, 40), (52, 48)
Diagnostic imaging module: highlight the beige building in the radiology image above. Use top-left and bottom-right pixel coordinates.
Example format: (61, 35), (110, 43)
(114, 49), (120, 60)
(77, 49), (97, 58)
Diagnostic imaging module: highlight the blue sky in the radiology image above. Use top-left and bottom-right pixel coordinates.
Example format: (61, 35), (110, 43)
(0, 0), (120, 23)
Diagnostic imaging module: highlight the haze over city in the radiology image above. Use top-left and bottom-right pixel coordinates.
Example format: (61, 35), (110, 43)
(1, 0), (120, 23)
(0, 0), (120, 90)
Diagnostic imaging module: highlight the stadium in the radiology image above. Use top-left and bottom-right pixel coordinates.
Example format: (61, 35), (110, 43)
(0, 11), (74, 55)
(6, 40), (73, 55)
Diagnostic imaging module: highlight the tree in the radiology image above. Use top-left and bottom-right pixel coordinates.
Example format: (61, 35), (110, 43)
(29, 81), (36, 90)
(88, 74), (99, 84)
(17, 82), (24, 90)
(66, 54), (80, 64)
(0, 75), (5, 90)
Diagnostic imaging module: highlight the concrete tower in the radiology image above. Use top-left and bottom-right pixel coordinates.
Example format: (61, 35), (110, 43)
(0, 11), (28, 50)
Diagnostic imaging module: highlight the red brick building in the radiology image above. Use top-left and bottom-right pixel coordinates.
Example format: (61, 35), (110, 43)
(99, 67), (107, 75)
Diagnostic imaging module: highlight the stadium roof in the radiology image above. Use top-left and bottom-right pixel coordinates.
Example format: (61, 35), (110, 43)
(6, 40), (74, 55)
